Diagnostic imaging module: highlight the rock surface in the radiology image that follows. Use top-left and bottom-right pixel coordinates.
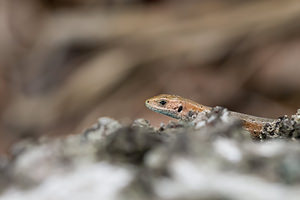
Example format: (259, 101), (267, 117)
(1, 108), (300, 200)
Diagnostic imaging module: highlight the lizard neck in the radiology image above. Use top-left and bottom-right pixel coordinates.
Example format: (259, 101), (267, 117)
(181, 99), (211, 120)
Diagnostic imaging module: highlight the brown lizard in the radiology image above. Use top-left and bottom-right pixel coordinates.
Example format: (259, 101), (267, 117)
(145, 94), (276, 137)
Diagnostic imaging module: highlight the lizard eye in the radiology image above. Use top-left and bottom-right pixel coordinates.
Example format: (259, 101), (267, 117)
(177, 106), (183, 112)
(159, 100), (167, 106)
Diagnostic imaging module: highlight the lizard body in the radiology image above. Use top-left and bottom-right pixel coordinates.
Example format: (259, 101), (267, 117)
(145, 94), (275, 137)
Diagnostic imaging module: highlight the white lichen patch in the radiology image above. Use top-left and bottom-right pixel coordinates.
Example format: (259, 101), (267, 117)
(220, 109), (231, 123)
(13, 143), (66, 183)
(83, 117), (122, 142)
(213, 138), (242, 163)
(2, 162), (133, 200)
(245, 141), (286, 157)
(154, 158), (300, 200)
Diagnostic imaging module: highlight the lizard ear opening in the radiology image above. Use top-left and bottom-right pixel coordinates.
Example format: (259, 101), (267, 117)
(177, 106), (183, 112)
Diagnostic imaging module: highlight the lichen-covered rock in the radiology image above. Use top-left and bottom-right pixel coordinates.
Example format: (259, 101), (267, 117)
(1, 109), (300, 200)
(98, 126), (164, 163)
(83, 117), (122, 143)
(261, 110), (300, 140)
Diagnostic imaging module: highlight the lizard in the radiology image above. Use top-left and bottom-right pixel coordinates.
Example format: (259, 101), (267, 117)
(145, 94), (276, 137)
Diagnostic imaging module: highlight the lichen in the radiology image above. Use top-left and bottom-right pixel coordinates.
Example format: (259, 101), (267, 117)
(261, 110), (300, 141)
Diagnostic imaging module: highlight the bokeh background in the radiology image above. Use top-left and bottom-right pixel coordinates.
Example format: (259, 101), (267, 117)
(0, 0), (300, 153)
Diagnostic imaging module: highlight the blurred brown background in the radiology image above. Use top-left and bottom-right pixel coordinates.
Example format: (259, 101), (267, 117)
(0, 0), (300, 154)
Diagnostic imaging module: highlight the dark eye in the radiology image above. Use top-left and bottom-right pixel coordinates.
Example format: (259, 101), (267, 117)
(159, 100), (167, 106)
(177, 106), (183, 112)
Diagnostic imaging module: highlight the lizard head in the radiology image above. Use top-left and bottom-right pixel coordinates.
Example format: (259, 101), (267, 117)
(145, 94), (198, 120)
